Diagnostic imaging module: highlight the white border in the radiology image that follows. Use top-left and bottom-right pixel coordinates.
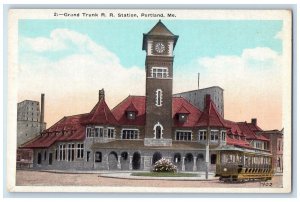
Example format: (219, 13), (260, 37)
(5, 8), (293, 194)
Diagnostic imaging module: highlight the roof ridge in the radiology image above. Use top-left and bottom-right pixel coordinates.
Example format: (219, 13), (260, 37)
(104, 104), (108, 123)
(173, 96), (203, 113)
(111, 95), (131, 112)
(112, 95), (145, 112)
(210, 100), (227, 127)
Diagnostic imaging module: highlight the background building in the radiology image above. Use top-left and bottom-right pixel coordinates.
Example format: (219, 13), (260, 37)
(174, 86), (224, 117)
(261, 129), (284, 173)
(17, 94), (46, 147)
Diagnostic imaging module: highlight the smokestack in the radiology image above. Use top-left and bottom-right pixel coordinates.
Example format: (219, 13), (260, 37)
(251, 118), (257, 126)
(40, 93), (45, 132)
(99, 89), (105, 101)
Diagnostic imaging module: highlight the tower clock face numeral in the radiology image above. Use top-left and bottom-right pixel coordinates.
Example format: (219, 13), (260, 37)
(154, 42), (166, 54)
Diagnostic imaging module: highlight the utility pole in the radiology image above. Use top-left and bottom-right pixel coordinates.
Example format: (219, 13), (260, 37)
(205, 127), (210, 179)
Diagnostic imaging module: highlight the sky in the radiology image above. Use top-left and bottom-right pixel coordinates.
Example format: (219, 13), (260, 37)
(18, 19), (284, 130)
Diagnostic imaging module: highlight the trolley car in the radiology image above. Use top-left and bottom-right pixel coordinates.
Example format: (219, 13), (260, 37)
(215, 150), (273, 182)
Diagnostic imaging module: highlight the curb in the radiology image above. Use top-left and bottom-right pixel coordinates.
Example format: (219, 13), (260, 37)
(99, 174), (218, 181)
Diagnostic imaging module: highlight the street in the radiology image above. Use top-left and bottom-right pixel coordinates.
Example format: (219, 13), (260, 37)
(15, 170), (283, 188)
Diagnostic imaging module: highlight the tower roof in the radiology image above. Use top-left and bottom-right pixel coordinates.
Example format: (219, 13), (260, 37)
(146, 20), (176, 36)
(142, 20), (179, 50)
(83, 98), (118, 125)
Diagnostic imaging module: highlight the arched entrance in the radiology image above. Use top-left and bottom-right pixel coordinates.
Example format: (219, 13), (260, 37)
(132, 152), (141, 170)
(174, 153), (181, 163)
(185, 153), (194, 171)
(196, 153), (204, 171)
(37, 152), (42, 164)
(108, 151), (118, 170)
(152, 152), (162, 165)
(173, 153), (181, 170)
(210, 154), (217, 164)
(120, 151), (129, 170)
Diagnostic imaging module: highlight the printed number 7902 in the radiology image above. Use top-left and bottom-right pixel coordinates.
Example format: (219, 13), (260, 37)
(260, 182), (272, 187)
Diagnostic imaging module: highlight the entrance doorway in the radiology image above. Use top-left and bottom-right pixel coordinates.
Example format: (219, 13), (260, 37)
(132, 152), (141, 170)
(152, 152), (162, 165)
(108, 151), (118, 170)
(37, 153), (42, 164)
(49, 153), (53, 165)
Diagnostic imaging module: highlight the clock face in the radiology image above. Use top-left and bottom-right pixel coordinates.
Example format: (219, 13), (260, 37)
(154, 42), (166, 54)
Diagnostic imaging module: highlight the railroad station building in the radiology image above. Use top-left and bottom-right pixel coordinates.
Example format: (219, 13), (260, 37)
(21, 20), (278, 172)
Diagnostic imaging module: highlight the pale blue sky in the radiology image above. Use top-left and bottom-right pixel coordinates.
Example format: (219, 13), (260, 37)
(19, 19), (282, 69)
(18, 19), (284, 129)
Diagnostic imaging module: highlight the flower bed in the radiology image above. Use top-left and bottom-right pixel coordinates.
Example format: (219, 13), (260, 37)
(153, 158), (177, 173)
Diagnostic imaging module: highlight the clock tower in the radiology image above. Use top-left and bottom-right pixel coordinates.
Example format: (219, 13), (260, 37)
(142, 20), (179, 146)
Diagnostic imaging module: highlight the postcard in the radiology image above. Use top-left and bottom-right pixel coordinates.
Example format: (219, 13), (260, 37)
(7, 9), (292, 193)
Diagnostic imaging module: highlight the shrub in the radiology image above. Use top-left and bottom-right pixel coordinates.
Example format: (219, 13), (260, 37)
(153, 158), (177, 173)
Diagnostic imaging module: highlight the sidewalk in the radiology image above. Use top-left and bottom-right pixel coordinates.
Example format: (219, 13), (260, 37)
(19, 168), (218, 181)
(99, 172), (218, 181)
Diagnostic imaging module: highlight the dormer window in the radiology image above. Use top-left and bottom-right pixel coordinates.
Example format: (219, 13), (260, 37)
(125, 102), (138, 120)
(178, 113), (188, 123)
(127, 111), (136, 120)
(175, 105), (190, 123)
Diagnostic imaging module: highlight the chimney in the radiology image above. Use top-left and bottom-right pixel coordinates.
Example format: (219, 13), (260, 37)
(99, 89), (105, 101)
(205, 94), (211, 109)
(40, 93), (45, 132)
(251, 118), (257, 126)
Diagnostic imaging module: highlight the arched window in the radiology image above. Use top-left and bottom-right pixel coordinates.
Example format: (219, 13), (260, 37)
(153, 122), (163, 139)
(155, 89), (162, 107)
(156, 126), (162, 139)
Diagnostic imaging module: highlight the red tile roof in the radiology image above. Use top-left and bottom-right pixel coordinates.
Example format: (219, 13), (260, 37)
(226, 135), (252, 149)
(197, 95), (227, 128)
(224, 120), (244, 136)
(125, 102), (139, 112)
(21, 93), (269, 149)
(82, 98), (118, 125)
(112, 96), (146, 126)
(237, 122), (269, 141)
(175, 105), (191, 114)
(22, 114), (87, 148)
(172, 97), (202, 127)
